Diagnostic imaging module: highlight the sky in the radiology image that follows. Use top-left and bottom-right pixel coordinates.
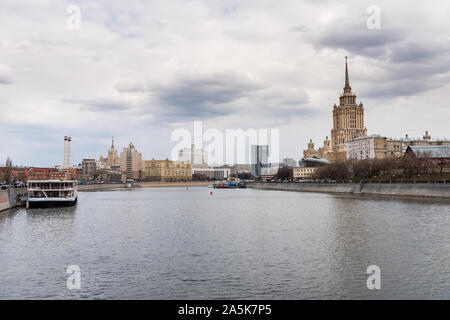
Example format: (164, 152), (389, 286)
(1, 0), (449, 167)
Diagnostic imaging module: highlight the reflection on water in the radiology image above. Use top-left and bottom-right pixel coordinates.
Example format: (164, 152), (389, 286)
(0, 187), (449, 299)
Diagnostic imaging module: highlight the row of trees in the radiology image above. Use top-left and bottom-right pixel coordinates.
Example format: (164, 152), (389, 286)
(314, 157), (450, 182)
(0, 157), (13, 184)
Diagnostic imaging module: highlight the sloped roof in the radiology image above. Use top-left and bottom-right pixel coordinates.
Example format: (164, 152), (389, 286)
(408, 145), (450, 158)
(302, 157), (331, 165)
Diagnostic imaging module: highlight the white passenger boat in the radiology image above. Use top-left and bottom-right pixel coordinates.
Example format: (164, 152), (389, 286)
(27, 180), (78, 208)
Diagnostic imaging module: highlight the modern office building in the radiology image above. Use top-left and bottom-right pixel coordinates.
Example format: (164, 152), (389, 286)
(251, 145), (269, 177)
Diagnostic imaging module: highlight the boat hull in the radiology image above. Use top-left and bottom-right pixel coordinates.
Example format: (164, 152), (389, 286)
(28, 197), (77, 208)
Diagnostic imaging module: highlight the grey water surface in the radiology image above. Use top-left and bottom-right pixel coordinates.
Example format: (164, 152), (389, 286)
(1, 187), (449, 299)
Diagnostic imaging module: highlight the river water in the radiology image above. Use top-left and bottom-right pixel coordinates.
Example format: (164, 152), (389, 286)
(0, 187), (449, 299)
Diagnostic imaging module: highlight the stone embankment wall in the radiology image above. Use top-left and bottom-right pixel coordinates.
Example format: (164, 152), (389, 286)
(248, 182), (450, 198)
(0, 190), (9, 211)
(136, 181), (211, 188)
(77, 184), (126, 191)
(0, 188), (27, 212)
(78, 181), (211, 191)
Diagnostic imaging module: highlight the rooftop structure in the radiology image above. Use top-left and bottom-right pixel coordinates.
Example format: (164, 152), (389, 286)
(300, 157), (330, 167)
(405, 145), (450, 159)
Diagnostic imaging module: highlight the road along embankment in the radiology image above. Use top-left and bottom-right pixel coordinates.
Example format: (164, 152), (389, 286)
(77, 184), (126, 191)
(248, 182), (450, 198)
(136, 181), (211, 188)
(78, 181), (211, 192)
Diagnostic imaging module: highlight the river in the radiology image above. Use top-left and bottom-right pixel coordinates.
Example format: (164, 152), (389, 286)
(0, 187), (449, 299)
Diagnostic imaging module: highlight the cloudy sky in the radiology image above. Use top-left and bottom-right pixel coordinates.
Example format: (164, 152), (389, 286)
(1, 0), (449, 166)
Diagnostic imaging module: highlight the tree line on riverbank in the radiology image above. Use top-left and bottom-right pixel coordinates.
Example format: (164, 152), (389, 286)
(313, 157), (450, 183)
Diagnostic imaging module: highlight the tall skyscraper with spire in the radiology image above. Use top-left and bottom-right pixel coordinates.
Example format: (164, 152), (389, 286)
(330, 57), (367, 161)
(303, 57), (367, 162)
(107, 137), (120, 168)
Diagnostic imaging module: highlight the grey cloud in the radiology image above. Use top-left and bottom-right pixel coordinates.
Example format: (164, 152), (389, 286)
(311, 22), (405, 58)
(259, 86), (309, 107)
(361, 43), (450, 98)
(63, 97), (130, 112)
(363, 78), (440, 99)
(389, 43), (437, 63)
(258, 87), (314, 120)
(307, 16), (450, 99)
(149, 72), (264, 121)
(388, 40), (450, 64)
(141, 72), (313, 122)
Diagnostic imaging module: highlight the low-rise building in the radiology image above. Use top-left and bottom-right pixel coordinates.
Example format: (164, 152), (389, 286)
(192, 167), (230, 180)
(292, 156), (330, 180)
(144, 159), (192, 182)
(94, 169), (122, 183)
(404, 145), (450, 165)
(347, 135), (388, 160)
(386, 139), (404, 158)
(229, 164), (252, 175)
(293, 167), (318, 180)
(392, 132), (450, 148)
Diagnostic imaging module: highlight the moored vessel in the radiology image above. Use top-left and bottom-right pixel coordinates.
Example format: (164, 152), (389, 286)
(27, 180), (78, 208)
(212, 180), (248, 189)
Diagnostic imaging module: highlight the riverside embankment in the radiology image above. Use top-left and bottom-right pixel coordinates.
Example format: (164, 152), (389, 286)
(248, 182), (450, 198)
(0, 188), (27, 212)
(78, 181), (211, 191)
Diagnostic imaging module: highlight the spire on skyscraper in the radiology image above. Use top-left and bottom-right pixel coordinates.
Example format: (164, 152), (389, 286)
(344, 56), (351, 92)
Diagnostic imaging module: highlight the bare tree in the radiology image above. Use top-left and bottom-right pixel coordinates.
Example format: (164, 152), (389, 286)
(4, 157), (13, 184)
(276, 167), (293, 180)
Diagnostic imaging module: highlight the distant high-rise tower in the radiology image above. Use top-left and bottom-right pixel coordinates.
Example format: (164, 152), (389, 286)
(302, 57), (368, 163)
(251, 145), (269, 177)
(107, 137), (119, 167)
(64, 136), (72, 168)
(177, 143), (208, 168)
(330, 57), (367, 161)
(119, 142), (143, 180)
